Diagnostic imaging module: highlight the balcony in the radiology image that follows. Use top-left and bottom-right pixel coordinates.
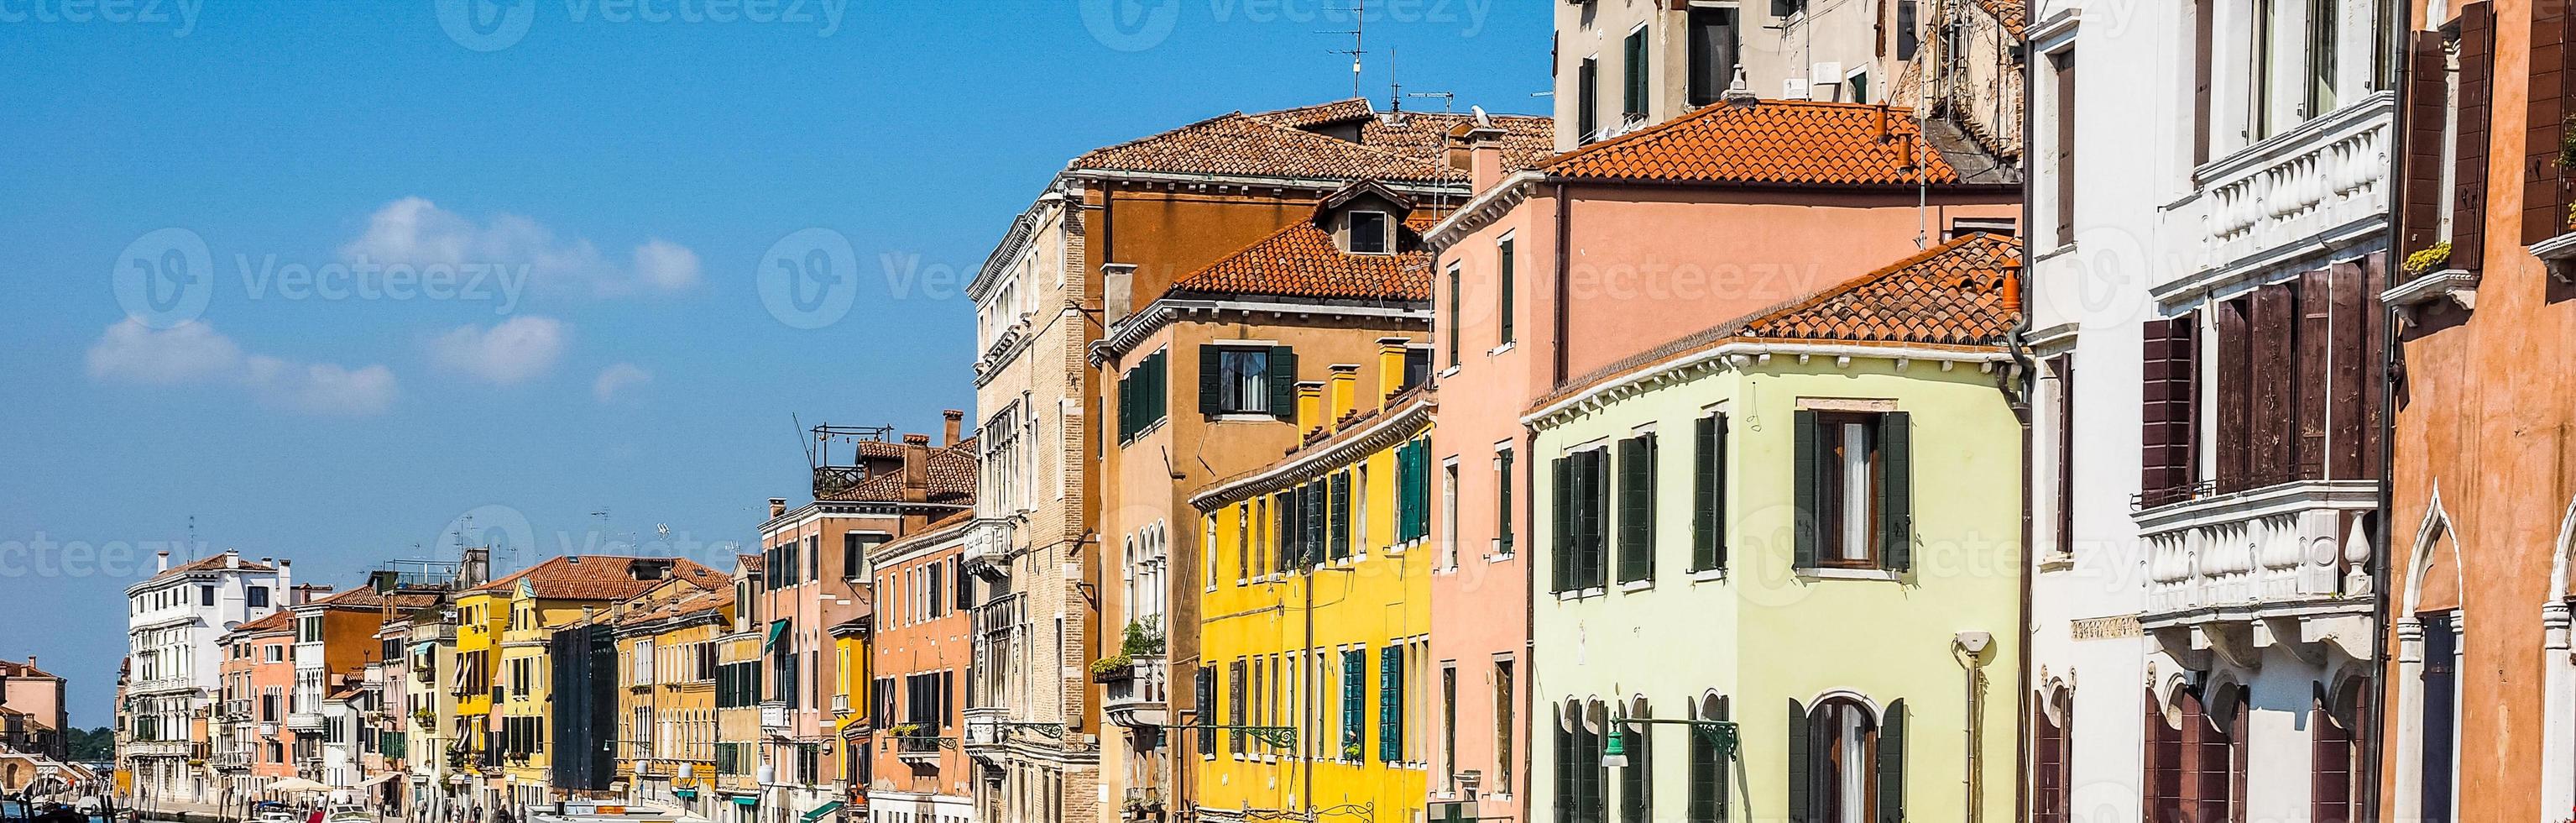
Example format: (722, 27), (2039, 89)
(2175, 92), (2393, 288)
(2136, 479), (2379, 666)
(122, 739), (202, 758)
(962, 517), (1012, 571)
(831, 695), (850, 716)
(287, 712), (327, 731)
(1099, 656), (1168, 729)
(759, 701), (789, 731)
(891, 734), (950, 764)
(209, 751), (252, 772)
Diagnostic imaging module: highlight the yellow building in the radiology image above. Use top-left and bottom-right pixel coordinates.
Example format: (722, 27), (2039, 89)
(452, 580), (509, 814)
(828, 615), (869, 810)
(1188, 357), (1436, 823)
(463, 556), (729, 815)
(610, 580), (736, 819)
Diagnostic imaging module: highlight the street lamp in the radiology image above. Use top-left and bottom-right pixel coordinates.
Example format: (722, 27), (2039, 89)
(1599, 716), (1739, 768)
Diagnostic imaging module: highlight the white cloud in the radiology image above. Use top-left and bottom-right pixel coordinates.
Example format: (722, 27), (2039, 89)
(85, 318), (396, 416)
(593, 363), (652, 403)
(340, 197), (700, 297)
(427, 316), (568, 385)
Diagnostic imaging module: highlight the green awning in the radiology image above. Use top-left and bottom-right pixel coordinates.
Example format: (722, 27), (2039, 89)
(730, 797), (758, 807)
(671, 789), (697, 800)
(764, 620), (788, 651)
(799, 802), (844, 823)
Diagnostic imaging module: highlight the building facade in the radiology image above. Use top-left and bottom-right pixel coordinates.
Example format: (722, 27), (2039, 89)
(865, 520), (975, 823)
(2376, 2), (2576, 820)
(119, 551), (289, 808)
(2022, 0), (2397, 821)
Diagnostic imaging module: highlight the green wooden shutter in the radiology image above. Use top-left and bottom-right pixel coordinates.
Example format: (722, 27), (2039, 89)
(1199, 345), (1223, 416)
(1396, 443), (1418, 541)
(1551, 457), (1573, 592)
(1687, 719), (1716, 823)
(1330, 471), (1353, 559)
(1341, 650), (1365, 756)
(1787, 699), (1811, 823)
(1275, 493), (1295, 574)
(1878, 412), (1912, 572)
(1793, 411), (1821, 569)
(1574, 450), (1603, 588)
(1305, 484), (1327, 566)
(1878, 699), (1905, 823)
(1267, 346), (1298, 420)
(1692, 416), (1719, 570)
(1714, 696), (1732, 820)
(1411, 440), (1432, 541)
(1554, 718), (1576, 823)
(1616, 438), (1648, 582)
(1379, 646), (1403, 762)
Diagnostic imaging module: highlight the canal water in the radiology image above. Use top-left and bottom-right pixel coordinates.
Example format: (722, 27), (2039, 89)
(0, 800), (114, 823)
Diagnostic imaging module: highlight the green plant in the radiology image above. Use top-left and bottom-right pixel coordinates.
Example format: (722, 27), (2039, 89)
(2561, 113), (2576, 170)
(1341, 742), (1364, 761)
(888, 722), (922, 737)
(1089, 654), (1133, 677)
(2403, 241), (2452, 277)
(1120, 615), (1165, 658)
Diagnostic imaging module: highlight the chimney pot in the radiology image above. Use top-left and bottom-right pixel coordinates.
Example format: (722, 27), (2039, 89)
(902, 433), (931, 446)
(942, 410), (965, 447)
(156, 551), (170, 572)
(769, 498), (788, 519)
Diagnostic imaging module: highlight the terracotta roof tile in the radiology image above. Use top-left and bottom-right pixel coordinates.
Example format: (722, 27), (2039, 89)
(1543, 100), (1979, 186)
(1074, 100), (1552, 185)
(614, 586), (734, 627)
(736, 553), (764, 573)
(306, 587), (442, 611)
(1974, 0), (2026, 34)
(836, 437), (978, 504)
(0, 660), (59, 679)
(1168, 212), (1436, 301)
(471, 555), (726, 600)
(1535, 233), (2021, 408)
(148, 553), (277, 582)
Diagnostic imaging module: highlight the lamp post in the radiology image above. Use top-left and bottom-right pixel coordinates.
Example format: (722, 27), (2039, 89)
(1599, 716), (1739, 768)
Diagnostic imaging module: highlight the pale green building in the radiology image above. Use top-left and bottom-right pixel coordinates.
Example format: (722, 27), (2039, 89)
(1527, 233), (2025, 823)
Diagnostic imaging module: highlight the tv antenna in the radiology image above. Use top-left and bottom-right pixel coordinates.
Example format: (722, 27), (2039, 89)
(1320, 0), (1364, 100)
(1407, 91), (1456, 113)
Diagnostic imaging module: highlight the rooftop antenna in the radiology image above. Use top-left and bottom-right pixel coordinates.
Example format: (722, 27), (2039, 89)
(1387, 46), (1400, 114)
(1407, 91), (1456, 113)
(1320, 0), (1364, 100)
(185, 515), (197, 556)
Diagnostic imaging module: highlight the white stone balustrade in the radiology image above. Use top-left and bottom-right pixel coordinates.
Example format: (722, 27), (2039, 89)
(2193, 92), (2395, 275)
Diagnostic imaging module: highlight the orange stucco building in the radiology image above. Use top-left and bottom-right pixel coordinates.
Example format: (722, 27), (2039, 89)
(2376, 2), (2576, 820)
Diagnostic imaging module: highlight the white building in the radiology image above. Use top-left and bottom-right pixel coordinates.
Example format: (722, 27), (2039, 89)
(120, 551), (290, 806)
(2023, 2), (2394, 822)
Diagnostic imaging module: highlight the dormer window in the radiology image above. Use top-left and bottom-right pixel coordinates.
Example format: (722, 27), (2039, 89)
(1349, 211), (1392, 254)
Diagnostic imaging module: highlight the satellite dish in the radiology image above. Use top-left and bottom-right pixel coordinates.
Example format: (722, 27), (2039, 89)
(222, 621), (242, 632)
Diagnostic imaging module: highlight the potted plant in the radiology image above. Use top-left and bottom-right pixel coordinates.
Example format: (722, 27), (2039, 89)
(1120, 616), (1166, 658)
(2403, 241), (2451, 278)
(1089, 654), (1133, 682)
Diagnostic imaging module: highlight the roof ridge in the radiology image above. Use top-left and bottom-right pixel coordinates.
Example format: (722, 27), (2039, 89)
(1067, 109), (1256, 170)
(1732, 231), (2004, 331)
(1234, 113), (1456, 176)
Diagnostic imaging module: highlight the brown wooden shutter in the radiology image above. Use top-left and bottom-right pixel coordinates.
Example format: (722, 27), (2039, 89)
(2327, 261), (2370, 480)
(2295, 270), (2333, 480)
(2140, 317), (2199, 505)
(2051, 355), (2076, 557)
(2312, 697), (2354, 823)
(2251, 285), (2297, 485)
(2145, 690), (2182, 823)
(2214, 299), (2253, 494)
(2525, 2), (2573, 244)
(2360, 254), (2390, 473)
(2454, 1), (2495, 266)
(2401, 31), (2451, 263)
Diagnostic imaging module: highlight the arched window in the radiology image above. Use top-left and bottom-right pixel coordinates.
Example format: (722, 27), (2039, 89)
(1686, 694), (1732, 823)
(1554, 699), (1606, 823)
(2312, 678), (2367, 823)
(1617, 698), (1652, 823)
(1790, 696), (1904, 823)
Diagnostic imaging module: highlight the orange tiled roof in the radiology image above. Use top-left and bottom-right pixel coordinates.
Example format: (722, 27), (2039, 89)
(837, 437), (979, 504)
(1535, 233), (2021, 408)
(0, 659), (59, 679)
(306, 587), (442, 611)
(472, 555), (726, 600)
(614, 585), (733, 627)
(148, 552), (277, 581)
(1542, 100), (1980, 186)
(1168, 212), (1436, 301)
(1973, 0), (2027, 35)
(227, 610), (295, 635)
(736, 553), (763, 573)
(1074, 100), (1552, 185)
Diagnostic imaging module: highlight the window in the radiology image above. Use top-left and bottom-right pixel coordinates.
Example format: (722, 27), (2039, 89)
(1349, 211), (1391, 254)
(1231, 509), (1246, 585)
(1687, 696), (1730, 822)
(1396, 438), (1433, 543)
(2302, 0), (2337, 118)
(1685, 8), (1740, 107)
(1441, 665), (1460, 789)
(1551, 448), (1609, 591)
(199, 585), (214, 606)
(1621, 28), (1649, 122)
(1618, 705), (1653, 823)
(1793, 411), (1911, 572)
(1792, 697), (1903, 823)
(1440, 461), (1460, 569)
(1229, 659), (1247, 755)
(1378, 646), (1405, 762)
(247, 586), (269, 608)
(1496, 446), (1517, 557)
(1497, 236), (1517, 345)
(1118, 349), (1170, 442)
(1554, 702), (1604, 823)
(2033, 690), (2071, 823)
(2252, 0), (2278, 139)
(1615, 433), (1658, 583)
(1330, 470), (1353, 561)
(1401, 347), (1432, 392)
(1577, 57), (1600, 142)
(1691, 414), (1728, 572)
(2419, 612), (2457, 823)
(2050, 356), (2076, 558)
(1196, 667), (1216, 757)
(1894, 1), (1919, 61)
(2314, 681), (2365, 823)
(1446, 264), (1464, 368)
(1340, 649), (1366, 760)
(1496, 658), (1516, 790)
(1199, 344), (1292, 419)
(2050, 47), (2077, 246)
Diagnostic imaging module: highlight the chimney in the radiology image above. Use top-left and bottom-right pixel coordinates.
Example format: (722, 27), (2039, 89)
(1102, 263), (1137, 328)
(156, 551), (170, 573)
(942, 410), (965, 447)
(2000, 259), (2025, 315)
(1443, 123), (1476, 172)
(1295, 380), (1325, 435)
(278, 558), (292, 595)
(769, 498), (788, 519)
(902, 440), (931, 503)
(1466, 125), (1509, 195)
(225, 552), (238, 569)
(461, 548), (490, 587)
(1327, 364), (1360, 424)
(1376, 337), (1413, 401)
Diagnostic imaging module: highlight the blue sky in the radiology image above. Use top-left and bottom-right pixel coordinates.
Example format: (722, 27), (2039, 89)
(0, 1), (1549, 726)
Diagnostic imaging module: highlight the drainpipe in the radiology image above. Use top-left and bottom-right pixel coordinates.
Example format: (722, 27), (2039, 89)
(2361, 2), (2411, 818)
(2008, 16), (2040, 823)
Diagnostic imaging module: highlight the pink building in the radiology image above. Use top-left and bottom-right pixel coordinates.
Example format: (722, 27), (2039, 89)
(218, 610), (299, 799)
(1416, 98), (2020, 820)
(0, 658), (68, 761)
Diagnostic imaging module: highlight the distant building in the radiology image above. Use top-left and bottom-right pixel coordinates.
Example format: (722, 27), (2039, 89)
(119, 550), (290, 807)
(0, 657), (70, 762)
